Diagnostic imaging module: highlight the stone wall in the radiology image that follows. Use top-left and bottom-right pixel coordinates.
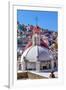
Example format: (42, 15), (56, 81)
(17, 71), (47, 79)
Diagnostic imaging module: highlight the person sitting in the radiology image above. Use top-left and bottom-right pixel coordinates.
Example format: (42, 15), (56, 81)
(49, 71), (55, 78)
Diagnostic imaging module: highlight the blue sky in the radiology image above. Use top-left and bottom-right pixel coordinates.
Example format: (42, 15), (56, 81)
(17, 10), (58, 32)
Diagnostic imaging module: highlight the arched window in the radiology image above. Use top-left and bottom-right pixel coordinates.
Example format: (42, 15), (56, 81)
(54, 62), (57, 68)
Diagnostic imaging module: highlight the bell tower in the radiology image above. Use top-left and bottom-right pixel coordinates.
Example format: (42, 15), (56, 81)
(32, 16), (41, 46)
(32, 26), (41, 46)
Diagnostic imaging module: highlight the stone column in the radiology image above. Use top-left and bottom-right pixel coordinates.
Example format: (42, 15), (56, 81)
(22, 61), (26, 71)
(36, 61), (40, 72)
(51, 60), (54, 71)
(17, 62), (19, 71)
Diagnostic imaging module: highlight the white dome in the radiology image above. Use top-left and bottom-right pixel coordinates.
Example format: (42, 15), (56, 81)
(21, 45), (53, 62)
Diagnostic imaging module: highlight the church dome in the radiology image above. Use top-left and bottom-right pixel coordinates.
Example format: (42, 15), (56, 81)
(21, 45), (53, 62)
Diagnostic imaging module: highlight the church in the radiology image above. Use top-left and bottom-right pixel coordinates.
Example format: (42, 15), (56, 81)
(20, 26), (58, 72)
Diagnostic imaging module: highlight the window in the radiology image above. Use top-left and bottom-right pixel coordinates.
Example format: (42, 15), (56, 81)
(19, 64), (21, 70)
